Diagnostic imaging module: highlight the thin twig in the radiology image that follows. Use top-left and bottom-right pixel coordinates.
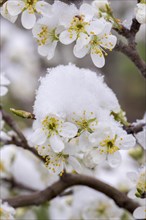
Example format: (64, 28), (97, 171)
(4, 173), (139, 214)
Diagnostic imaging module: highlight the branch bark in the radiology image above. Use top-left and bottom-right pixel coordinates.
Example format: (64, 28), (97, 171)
(114, 18), (146, 78)
(4, 173), (139, 214)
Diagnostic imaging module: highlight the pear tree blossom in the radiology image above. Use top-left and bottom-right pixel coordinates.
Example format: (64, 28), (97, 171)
(135, 1), (146, 24)
(0, 200), (15, 220)
(5, 0), (52, 29)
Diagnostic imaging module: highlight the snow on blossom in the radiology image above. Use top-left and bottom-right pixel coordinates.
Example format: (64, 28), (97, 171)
(30, 64), (134, 174)
(135, 3), (146, 24)
(5, 0), (52, 29)
(83, 122), (136, 168)
(74, 20), (117, 68)
(128, 165), (146, 199)
(0, 72), (10, 96)
(0, 200), (15, 220)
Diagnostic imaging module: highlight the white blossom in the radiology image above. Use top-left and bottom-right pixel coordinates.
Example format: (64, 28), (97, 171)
(5, 0), (52, 29)
(0, 2), (17, 23)
(0, 200), (15, 220)
(0, 72), (10, 96)
(134, 113), (146, 149)
(135, 3), (146, 24)
(32, 16), (60, 60)
(128, 165), (146, 199)
(92, 0), (109, 12)
(74, 20), (117, 68)
(59, 3), (94, 45)
(84, 122), (136, 168)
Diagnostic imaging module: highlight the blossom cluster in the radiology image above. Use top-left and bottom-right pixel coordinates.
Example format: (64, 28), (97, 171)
(0, 200), (15, 220)
(30, 64), (136, 175)
(1, 0), (117, 68)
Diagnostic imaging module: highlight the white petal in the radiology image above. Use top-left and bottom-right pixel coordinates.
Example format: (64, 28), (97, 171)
(32, 23), (42, 38)
(38, 45), (49, 56)
(30, 128), (46, 145)
(7, 0), (24, 16)
(108, 151), (122, 168)
(76, 33), (91, 49)
(86, 20), (106, 35)
(68, 156), (82, 173)
(91, 50), (105, 68)
(79, 3), (94, 22)
(127, 172), (137, 183)
(0, 86), (8, 96)
(84, 148), (106, 168)
(21, 10), (36, 29)
(73, 45), (90, 58)
(49, 135), (64, 153)
(47, 41), (57, 60)
(133, 206), (146, 219)
(116, 134), (136, 149)
(35, 1), (52, 16)
(1, 2), (18, 23)
(58, 122), (78, 138)
(59, 30), (77, 45)
(100, 35), (117, 50)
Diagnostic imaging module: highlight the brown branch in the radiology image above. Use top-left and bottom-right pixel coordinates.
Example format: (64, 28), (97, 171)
(0, 107), (45, 162)
(1, 178), (37, 192)
(115, 40), (146, 78)
(114, 18), (146, 78)
(4, 173), (139, 214)
(124, 123), (146, 135)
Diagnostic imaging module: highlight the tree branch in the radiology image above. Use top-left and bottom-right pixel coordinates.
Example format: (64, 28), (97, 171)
(114, 18), (146, 78)
(0, 107), (45, 162)
(4, 173), (139, 214)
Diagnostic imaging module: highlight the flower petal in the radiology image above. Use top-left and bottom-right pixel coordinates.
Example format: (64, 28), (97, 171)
(59, 30), (77, 45)
(68, 156), (82, 173)
(1, 2), (18, 23)
(108, 151), (122, 168)
(35, 1), (52, 16)
(49, 135), (64, 153)
(7, 0), (24, 16)
(47, 41), (57, 60)
(100, 35), (117, 50)
(38, 45), (49, 56)
(59, 122), (78, 138)
(73, 45), (90, 58)
(76, 33), (91, 49)
(86, 20), (106, 35)
(30, 128), (46, 145)
(79, 3), (94, 21)
(133, 206), (146, 219)
(21, 10), (36, 29)
(91, 49), (105, 68)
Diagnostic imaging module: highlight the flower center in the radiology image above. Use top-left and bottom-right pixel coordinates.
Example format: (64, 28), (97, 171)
(136, 171), (146, 198)
(37, 27), (58, 46)
(100, 135), (119, 154)
(72, 111), (97, 135)
(42, 116), (62, 137)
(68, 15), (89, 37)
(24, 0), (37, 13)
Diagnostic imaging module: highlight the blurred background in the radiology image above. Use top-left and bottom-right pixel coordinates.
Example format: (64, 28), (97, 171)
(1, 0), (145, 126)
